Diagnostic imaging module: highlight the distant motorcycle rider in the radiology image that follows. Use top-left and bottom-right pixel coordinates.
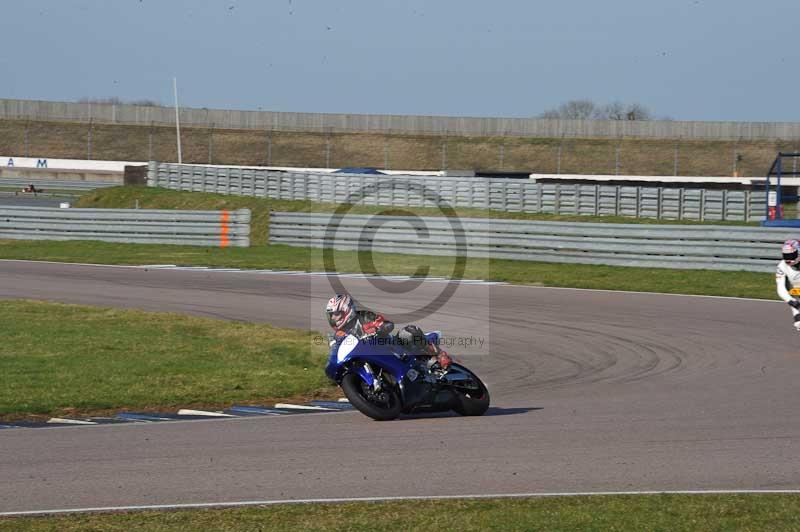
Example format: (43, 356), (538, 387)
(776, 239), (800, 331)
(325, 294), (451, 369)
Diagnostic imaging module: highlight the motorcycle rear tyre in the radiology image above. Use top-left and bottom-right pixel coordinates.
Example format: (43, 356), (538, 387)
(450, 364), (490, 416)
(341, 373), (402, 421)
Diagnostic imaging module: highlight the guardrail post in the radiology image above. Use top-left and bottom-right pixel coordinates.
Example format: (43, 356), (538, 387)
(574, 183), (580, 215)
(635, 186), (641, 218)
(147, 161), (157, 187)
(536, 183), (543, 213)
(722, 189), (728, 220)
(700, 189), (706, 221)
(746, 190), (752, 221)
(467, 179), (474, 208)
(555, 184), (561, 214)
(657, 187), (662, 219)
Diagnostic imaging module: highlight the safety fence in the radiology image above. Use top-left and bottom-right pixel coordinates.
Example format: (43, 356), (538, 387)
(269, 212), (789, 273)
(3, 98), (800, 140)
(0, 207), (250, 247)
(150, 163), (766, 222)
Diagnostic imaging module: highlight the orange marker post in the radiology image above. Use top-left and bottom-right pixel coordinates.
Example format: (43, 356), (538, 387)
(220, 210), (230, 247)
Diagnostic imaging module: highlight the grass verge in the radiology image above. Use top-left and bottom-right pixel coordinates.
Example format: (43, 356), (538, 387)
(0, 300), (333, 420)
(2, 494), (800, 531)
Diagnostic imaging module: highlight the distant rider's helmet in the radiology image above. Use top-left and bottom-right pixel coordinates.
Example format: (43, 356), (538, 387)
(783, 239), (800, 266)
(326, 294), (356, 329)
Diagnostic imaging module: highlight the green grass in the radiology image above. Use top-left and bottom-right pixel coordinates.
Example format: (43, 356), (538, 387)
(3, 494), (800, 531)
(0, 300), (333, 420)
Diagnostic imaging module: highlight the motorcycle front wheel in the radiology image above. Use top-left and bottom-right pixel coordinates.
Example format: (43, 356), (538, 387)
(448, 363), (490, 416)
(341, 372), (402, 421)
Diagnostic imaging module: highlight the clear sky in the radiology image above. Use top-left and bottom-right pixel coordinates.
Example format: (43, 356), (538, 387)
(1, 0), (798, 122)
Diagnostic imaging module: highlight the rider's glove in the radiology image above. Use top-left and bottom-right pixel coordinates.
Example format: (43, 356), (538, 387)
(362, 315), (385, 336)
(788, 299), (800, 309)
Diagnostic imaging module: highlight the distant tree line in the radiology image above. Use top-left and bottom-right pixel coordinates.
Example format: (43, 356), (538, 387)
(77, 97), (164, 107)
(539, 99), (667, 121)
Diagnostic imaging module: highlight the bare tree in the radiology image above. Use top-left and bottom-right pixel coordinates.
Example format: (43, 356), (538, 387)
(77, 97), (164, 107)
(540, 109), (562, 119)
(539, 99), (599, 120)
(624, 103), (652, 121)
(78, 97), (123, 105)
(598, 101), (626, 120)
(542, 100), (654, 121)
(130, 99), (164, 107)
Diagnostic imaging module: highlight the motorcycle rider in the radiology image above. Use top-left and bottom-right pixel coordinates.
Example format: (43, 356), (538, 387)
(776, 239), (800, 331)
(325, 294), (452, 369)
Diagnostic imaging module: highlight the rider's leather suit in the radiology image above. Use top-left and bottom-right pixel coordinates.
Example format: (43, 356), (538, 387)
(775, 259), (800, 329)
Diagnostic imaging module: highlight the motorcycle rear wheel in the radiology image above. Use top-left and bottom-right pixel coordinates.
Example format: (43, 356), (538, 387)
(341, 372), (402, 421)
(449, 364), (490, 416)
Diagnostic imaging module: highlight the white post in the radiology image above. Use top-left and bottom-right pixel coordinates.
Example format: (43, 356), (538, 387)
(173, 77), (182, 164)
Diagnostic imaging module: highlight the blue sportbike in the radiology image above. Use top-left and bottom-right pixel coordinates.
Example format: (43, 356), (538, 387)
(325, 331), (490, 421)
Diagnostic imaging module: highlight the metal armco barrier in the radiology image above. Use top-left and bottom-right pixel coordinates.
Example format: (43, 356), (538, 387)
(270, 212), (790, 272)
(0, 207), (250, 247)
(151, 162), (766, 222)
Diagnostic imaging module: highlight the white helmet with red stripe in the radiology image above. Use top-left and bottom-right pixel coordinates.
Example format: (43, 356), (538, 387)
(326, 294), (356, 329)
(783, 239), (800, 266)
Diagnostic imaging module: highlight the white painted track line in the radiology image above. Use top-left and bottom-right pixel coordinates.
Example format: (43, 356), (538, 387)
(176, 409), (235, 417)
(273, 403), (337, 411)
(3, 490), (800, 517)
(46, 418), (97, 425)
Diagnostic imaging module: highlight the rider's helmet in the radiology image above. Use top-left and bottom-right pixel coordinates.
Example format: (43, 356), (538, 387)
(326, 294), (356, 330)
(783, 239), (800, 266)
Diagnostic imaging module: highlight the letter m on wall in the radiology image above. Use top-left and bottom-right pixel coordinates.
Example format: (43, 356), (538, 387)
(36, 159), (47, 168)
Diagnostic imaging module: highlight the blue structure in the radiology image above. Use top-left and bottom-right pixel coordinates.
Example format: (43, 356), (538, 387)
(762, 152), (800, 227)
(333, 167), (386, 175)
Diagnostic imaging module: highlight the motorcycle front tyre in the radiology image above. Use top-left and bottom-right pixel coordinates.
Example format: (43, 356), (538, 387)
(341, 372), (402, 421)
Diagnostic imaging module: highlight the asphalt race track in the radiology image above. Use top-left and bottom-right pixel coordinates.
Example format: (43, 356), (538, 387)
(1, 260), (799, 514)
